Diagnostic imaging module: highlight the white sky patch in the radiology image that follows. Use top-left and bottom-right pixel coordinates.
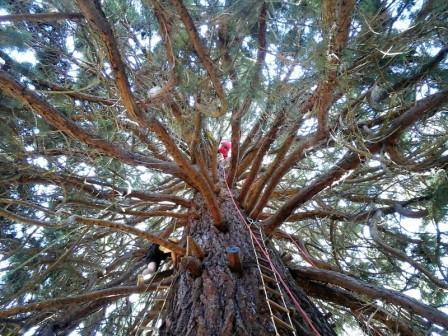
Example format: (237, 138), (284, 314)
(391, 0), (424, 32)
(140, 171), (154, 182)
(135, 222), (148, 231)
(103, 62), (112, 76)
(57, 156), (67, 166)
(199, 24), (208, 37)
(368, 159), (381, 168)
(150, 34), (162, 51)
(224, 79), (233, 90)
(68, 63), (79, 79)
(6, 49), (38, 66)
(129, 293), (140, 303)
(66, 35), (75, 53)
(30, 156), (48, 169)
(264, 52), (278, 78)
(23, 326), (39, 336)
(128, 37), (136, 49)
(285, 65), (304, 81)
(416, 83), (438, 100)
(400, 217), (423, 232)
(74, 162), (96, 177)
(297, 117), (317, 136)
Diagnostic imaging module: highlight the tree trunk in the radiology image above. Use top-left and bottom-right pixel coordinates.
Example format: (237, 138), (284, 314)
(157, 173), (336, 336)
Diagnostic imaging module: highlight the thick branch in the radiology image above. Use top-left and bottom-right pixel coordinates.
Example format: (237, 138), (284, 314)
(0, 12), (84, 23)
(73, 216), (185, 255)
(0, 71), (182, 177)
(169, 0), (227, 116)
(0, 281), (172, 318)
(274, 230), (338, 271)
(251, 133), (324, 218)
(239, 110), (285, 205)
(0, 208), (64, 229)
(246, 120), (303, 214)
(76, 1), (222, 223)
(150, 118), (224, 228)
(75, 1), (142, 125)
(263, 89), (448, 233)
(291, 267), (448, 329)
(76, 2), (203, 192)
(299, 280), (424, 336)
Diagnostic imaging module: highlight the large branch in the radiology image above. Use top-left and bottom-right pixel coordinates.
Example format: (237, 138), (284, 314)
(245, 122), (301, 212)
(261, 195), (429, 223)
(0, 207), (186, 256)
(0, 208), (65, 229)
(250, 132), (324, 218)
(0, 49), (115, 106)
(299, 280), (424, 336)
(138, 0), (177, 109)
(228, 3), (267, 186)
(262, 89), (448, 233)
(291, 267), (448, 329)
(250, 1), (355, 216)
(169, 0), (227, 116)
(0, 280), (172, 318)
(254, 43), (448, 218)
(274, 230), (338, 271)
(75, 1), (223, 228)
(317, 0), (355, 134)
(0, 12), (83, 23)
(72, 216), (185, 255)
(150, 118), (224, 229)
(5, 164), (192, 208)
(75, 0), (143, 125)
(239, 110), (285, 205)
(0, 71), (184, 178)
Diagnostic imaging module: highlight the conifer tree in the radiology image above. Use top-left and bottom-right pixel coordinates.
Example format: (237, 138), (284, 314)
(1, 0), (448, 335)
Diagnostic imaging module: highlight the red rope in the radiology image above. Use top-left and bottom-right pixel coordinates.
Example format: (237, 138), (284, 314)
(221, 165), (322, 336)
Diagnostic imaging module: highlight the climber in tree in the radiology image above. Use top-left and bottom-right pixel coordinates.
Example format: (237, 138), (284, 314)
(142, 244), (171, 276)
(218, 140), (231, 159)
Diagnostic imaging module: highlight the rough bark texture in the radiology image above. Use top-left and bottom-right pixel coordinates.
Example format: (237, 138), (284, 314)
(158, 170), (335, 336)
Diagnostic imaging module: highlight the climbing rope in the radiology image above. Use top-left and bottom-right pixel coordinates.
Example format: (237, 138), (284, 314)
(221, 164), (322, 336)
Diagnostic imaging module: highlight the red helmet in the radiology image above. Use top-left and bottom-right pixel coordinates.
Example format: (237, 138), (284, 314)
(218, 141), (231, 158)
(221, 141), (231, 149)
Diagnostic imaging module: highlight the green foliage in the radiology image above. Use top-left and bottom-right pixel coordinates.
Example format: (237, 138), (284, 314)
(0, 26), (32, 50)
(0, 0), (447, 335)
(430, 172), (448, 223)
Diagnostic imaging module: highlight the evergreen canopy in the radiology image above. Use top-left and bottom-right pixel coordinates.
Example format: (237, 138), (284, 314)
(0, 0), (448, 335)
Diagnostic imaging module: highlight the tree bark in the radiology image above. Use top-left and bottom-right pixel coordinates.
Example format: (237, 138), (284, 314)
(157, 171), (335, 335)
